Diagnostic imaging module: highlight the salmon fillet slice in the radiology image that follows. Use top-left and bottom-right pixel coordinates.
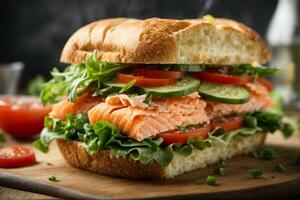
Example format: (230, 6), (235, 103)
(49, 92), (103, 120)
(88, 92), (209, 141)
(207, 82), (275, 119)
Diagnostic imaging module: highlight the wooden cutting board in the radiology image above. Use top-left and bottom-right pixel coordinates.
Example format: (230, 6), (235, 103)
(1, 131), (300, 200)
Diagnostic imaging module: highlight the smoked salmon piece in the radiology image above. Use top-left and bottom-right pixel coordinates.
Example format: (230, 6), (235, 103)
(88, 92), (209, 141)
(49, 93), (102, 120)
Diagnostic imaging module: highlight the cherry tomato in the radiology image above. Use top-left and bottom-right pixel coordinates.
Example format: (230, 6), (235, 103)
(133, 69), (184, 79)
(160, 126), (211, 145)
(0, 96), (51, 139)
(0, 146), (36, 168)
(211, 117), (244, 132)
(117, 73), (176, 87)
(257, 78), (274, 91)
(193, 72), (251, 85)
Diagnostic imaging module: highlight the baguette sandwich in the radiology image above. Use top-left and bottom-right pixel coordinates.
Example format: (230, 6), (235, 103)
(34, 17), (293, 179)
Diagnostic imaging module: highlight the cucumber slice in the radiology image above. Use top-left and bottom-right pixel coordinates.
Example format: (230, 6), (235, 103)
(145, 64), (205, 72)
(171, 64), (205, 72)
(198, 82), (250, 104)
(143, 77), (200, 98)
(104, 77), (200, 98)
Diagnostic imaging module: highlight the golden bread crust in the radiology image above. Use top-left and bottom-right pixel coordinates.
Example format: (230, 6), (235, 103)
(60, 18), (271, 65)
(56, 132), (266, 179)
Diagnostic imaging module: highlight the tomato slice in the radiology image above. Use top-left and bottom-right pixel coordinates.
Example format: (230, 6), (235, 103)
(193, 72), (251, 85)
(160, 126), (210, 145)
(211, 117), (244, 132)
(117, 73), (176, 87)
(133, 69), (184, 79)
(257, 78), (274, 91)
(0, 96), (51, 139)
(0, 146), (36, 168)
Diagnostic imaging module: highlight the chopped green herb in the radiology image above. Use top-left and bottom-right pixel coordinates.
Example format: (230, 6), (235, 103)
(250, 168), (262, 179)
(275, 164), (285, 172)
(213, 160), (225, 176)
(206, 175), (217, 186)
(46, 163), (53, 166)
(48, 176), (59, 182)
(203, 15), (215, 24)
(297, 117), (300, 131)
(252, 147), (276, 160)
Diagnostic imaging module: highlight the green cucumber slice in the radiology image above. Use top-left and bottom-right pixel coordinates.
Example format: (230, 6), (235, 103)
(198, 82), (250, 104)
(170, 64), (205, 72)
(143, 77), (200, 98)
(104, 77), (200, 98)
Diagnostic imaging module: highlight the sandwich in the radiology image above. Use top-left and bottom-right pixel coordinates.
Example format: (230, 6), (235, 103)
(34, 17), (293, 179)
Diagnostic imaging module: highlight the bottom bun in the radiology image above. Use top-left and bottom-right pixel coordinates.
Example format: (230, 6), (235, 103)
(56, 132), (266, 179)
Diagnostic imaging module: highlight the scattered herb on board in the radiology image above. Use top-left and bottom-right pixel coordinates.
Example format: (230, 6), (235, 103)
(48, 176), (59, 182)
(46, 163), (53, 166)
(275, 164), (285, 172)
(250, 168), (262, 179)
(213, 160), (225, 176)
(298, 117), (300, 131)
(252, 147), (276, 160)
(206, 175), (217, 186)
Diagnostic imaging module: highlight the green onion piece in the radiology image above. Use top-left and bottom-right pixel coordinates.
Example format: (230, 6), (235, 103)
(275, 164), (285, 172)
(250, 168), (262, 179)
(48, 176), (59, 182)
(252, 147), (276, 160)
(206, 175), (217, 186)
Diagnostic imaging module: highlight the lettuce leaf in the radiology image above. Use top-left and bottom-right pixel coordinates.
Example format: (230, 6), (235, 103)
(40, 51), (129, 105)
(33, 111), (293, 166)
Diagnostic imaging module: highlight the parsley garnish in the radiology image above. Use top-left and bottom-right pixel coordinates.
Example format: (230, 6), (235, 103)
(48, 176), (59, 182)
(252, 147), (276, 160)
(250, 168), (262, 179)
(206, 175), (217, 186)
(275, 164), (285, 172)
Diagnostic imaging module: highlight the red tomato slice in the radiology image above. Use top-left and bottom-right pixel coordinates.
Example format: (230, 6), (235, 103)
(257, 78), (274, 91)
(0, 96), (51, 139)
(133, 69), (184, 79)
(160, 126), (211, 145)
(0, 146), (36, 168)
(193, 72), (251, 85)
(117, 73), (176, 87)
(211, 117), (244, 132)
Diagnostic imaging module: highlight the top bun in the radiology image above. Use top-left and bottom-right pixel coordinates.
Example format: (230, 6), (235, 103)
(60, 18), (271, 65)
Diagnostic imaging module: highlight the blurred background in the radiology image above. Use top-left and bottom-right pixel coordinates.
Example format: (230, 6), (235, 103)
(0, 0), (299, 107)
